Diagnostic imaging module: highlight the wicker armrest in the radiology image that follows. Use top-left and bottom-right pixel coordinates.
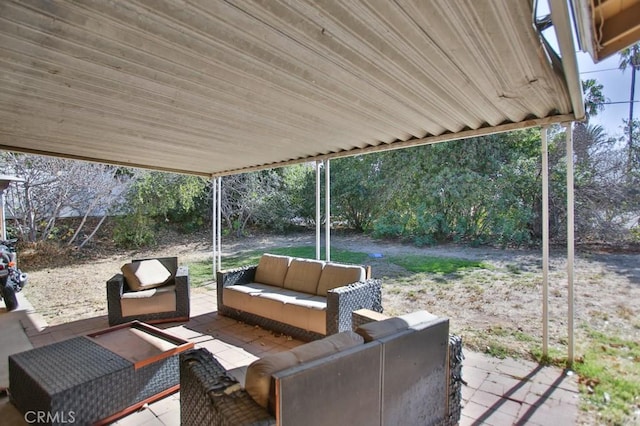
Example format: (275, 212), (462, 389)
(175, 265), (190, 319)
(447, 334), (464, 426)
(106, 274), (125, 321)
(216, 265), (257, 308)
(325, 279), (383, 335)
(180, 349), (275, 426)
(107, 273), (125, 294)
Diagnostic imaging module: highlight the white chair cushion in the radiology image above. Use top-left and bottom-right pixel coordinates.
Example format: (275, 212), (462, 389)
(121, 259), (172, 291)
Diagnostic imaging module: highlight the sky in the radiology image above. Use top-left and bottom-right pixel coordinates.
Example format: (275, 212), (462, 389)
(577, 51), (639, 139)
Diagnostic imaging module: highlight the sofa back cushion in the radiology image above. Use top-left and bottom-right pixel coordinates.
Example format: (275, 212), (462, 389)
(245, 331), (364, 411)
(282, 259), (325, 294)
(121, 259), (172, 291)
(316, 263), (366, 296)
(254, 254), (291, 287)
(355, 310), (438, 342)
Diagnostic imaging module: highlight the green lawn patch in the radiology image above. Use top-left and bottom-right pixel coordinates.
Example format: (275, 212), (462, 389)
(387, 254), (488, 274)
(187, 260), (217, 287)
(572, 330), (640, 424)
(187, 246), (370, 287)
(267, 246), (370, 265)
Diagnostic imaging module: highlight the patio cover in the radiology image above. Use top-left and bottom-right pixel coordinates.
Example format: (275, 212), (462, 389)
(0, 0), (585, 177)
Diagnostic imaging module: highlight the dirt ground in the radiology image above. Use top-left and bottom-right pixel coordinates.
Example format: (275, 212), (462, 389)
(19, 231), (639, 357)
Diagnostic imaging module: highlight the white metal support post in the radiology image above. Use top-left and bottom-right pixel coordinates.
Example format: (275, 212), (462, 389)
(0, 177), (23, 241)
(565, 123), (575, 364)
(316, 161), (321, 260)
(541, 126), (549, 357)
(217, 177), (222, 271)
(211, 177), (222, 275)
(211, 176), (217, 275)
(325, 159), (331, 262)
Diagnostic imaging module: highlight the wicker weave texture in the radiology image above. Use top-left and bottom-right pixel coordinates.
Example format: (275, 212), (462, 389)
(9, 336), (181, 425)
(326, 280), (383, 335)
(180, 349), (275, 426)
(445, 334), (464, 426)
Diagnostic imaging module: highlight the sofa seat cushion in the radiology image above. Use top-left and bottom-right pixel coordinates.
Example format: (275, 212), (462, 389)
(255, 254), (291, 287)
(245, 331), (364, 410)
(120, 285), (176, 317)
(355, 310), (438, 342)
(121, 259), (172, 291)
(283, 295), (326, 310)
(280, 295), (327, 335)
(283, 259), (325, 294)
(223, 284), (327, 330)
(255, 287), (312, 302)
(316, 263), (366, 296)
(255, 289), (327, 334)
(223, 285), (283, 322)
(223, 283), (277, 295)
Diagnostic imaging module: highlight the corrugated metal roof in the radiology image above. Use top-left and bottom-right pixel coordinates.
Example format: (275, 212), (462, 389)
(0, 0), (582, 176)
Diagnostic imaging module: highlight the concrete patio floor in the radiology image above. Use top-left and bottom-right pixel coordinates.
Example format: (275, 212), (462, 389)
(0, 288), (580, 425)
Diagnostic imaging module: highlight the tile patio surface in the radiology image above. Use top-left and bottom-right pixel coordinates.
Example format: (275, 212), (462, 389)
(0, 288), (580, 425)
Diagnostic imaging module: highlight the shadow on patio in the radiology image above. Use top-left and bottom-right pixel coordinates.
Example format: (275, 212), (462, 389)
(1, 288), (579, 425)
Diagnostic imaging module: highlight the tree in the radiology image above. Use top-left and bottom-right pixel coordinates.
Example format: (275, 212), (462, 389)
(370, 129), (542, 246)
(329, 156), (384, 232)
(571, 124), (628, 241)
(219, 168), (303, 236)
(1, 153), (129, 245)
(618, 43), (640, 168)
(581, 79), (606, 121)
(573, 123), (607, 168)
(113, 171), (208, 247)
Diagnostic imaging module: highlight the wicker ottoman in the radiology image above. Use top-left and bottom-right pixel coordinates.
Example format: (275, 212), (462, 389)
(9, 322), (193, 425)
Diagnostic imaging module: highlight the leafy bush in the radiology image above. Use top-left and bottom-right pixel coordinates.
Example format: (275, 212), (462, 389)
(112, 213), (155, 248)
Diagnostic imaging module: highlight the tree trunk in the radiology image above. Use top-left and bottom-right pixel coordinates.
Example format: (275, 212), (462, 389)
(79, 214), (107, 249)
(629, 67), (636, 171)
(68, 197), (100, 245)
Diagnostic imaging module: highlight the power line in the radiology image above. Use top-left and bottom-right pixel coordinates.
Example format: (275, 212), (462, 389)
(597, 100), (640, 105)
(579, 67), (622, 74)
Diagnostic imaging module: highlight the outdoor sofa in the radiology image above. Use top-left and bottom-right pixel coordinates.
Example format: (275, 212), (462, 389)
(216, 253), (382, 341)
(107, 257), (190, 326)
(180, 310), (463, 426)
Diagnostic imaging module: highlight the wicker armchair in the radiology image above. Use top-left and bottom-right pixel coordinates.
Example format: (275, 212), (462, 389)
(107, 257), (190, 326)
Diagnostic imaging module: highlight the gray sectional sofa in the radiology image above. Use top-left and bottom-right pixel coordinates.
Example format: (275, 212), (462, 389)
(217, 254), (382, 340)
(180, 310), (463, 426)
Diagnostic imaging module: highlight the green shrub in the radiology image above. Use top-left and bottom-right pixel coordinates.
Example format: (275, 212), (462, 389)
(112, 214), (155, 248)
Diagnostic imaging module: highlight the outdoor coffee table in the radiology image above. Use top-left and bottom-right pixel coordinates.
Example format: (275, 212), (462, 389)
(9, 321), (193, 425)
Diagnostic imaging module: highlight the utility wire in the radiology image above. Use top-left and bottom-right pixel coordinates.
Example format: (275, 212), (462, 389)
(596, 100), (640, 105)
(579, 67), (624, 74)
